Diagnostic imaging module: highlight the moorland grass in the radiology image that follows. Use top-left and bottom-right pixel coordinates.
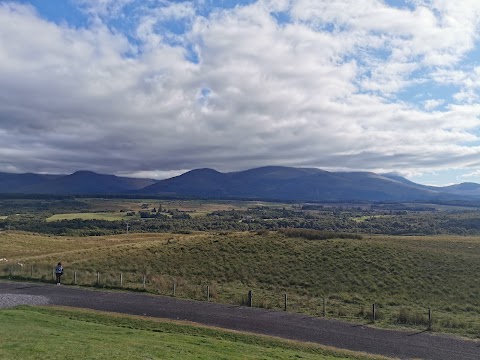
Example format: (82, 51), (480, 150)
(1, 230), (480, 337)
(0, 306), (387, 360)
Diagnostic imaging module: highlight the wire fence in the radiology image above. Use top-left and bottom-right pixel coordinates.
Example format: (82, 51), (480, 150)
(1, 261), (479, 336)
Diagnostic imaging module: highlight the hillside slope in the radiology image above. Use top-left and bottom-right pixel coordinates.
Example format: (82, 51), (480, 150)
(0, 171), (156, 194)
(140, 166), (445, 201)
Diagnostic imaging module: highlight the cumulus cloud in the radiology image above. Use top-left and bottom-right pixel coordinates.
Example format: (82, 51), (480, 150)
(423, 99), (445, 111)
(0, 0), (480, 180)
(462, 170), (480, 179)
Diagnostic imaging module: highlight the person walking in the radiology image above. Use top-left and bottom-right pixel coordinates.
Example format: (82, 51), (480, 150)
(55, 262), (64, 285)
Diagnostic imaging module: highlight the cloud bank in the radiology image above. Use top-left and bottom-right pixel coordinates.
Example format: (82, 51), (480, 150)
(1, 0), (480, 182)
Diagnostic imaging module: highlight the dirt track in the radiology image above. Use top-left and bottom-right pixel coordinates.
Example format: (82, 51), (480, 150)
(1, 281), (479, 360)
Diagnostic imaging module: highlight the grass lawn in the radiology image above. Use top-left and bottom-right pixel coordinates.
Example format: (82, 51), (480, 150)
(0, 216), (7, 220)
(0, 306), (386, 360)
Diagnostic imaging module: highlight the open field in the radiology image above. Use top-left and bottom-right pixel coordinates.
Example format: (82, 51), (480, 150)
(46, 212), (132, 222)
(0, 306), (384, 360)
(41, 199), (294, 222)
(83, 198), (290, 214)
(1, 230), (479, 337)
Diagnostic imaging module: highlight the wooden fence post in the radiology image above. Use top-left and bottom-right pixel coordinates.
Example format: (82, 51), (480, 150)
(428, 309), (432, 331)
(173, 281), (176, 296)
(120, 273), (123, 287)
(372, 303), (376, 322)
(248, 290), (253, 307)
(97, 272), (100, 285)
(284, 293), (287, 311)
(31, 265), (33, 277)
(143, 275), (146, 289)
(74, 271), (77, 285)
(323, 297), (326, 317)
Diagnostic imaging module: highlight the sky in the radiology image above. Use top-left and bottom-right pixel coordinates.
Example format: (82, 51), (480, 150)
(1, 0), (480, 185)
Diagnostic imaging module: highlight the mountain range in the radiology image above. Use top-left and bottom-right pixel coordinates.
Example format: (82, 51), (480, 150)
(1, 166), (479, 202)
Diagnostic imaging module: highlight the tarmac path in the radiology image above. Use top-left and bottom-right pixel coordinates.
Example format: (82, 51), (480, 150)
(1, 281), (479, 360)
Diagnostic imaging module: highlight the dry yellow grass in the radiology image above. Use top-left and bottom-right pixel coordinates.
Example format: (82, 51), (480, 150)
(0, 231), (185, 262)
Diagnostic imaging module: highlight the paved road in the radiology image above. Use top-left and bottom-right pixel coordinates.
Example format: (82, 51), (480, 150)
(1, 281), (479, 360)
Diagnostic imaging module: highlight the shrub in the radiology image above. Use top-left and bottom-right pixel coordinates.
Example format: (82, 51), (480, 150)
(396, 308), (429, 326)
(278, 228), (362, 240)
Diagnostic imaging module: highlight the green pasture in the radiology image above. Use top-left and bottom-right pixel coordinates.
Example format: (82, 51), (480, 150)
(0, 306), (385, 360)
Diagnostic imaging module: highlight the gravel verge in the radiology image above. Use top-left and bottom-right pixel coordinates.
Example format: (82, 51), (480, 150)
(0, 294), (50, 309)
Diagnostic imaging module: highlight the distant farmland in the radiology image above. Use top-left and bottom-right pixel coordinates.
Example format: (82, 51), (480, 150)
(47, 212), (130, 222)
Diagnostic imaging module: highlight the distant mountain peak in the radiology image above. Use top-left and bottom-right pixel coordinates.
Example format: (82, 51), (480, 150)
(70, 170), (103, 176)
(188, 168), (220, 174)
(445, 182), (480, 190)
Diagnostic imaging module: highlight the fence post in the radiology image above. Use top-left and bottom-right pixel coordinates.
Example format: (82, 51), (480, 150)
(284, 293), (287, 311)
(248, 290), (253, 307)
(173, 281), (176, 296)
(207, 286), (210, 302)
(31, 265), (33, 277)
(52, 268), (55, 281)
(120, 273), (123, 287)
(323, 297), (326, 317)
(143, 275), (146, 289)
(372, 303), (376, 322)
(74, 271), (77, 285)
(97, 272), (100, 285)
(428, 309), (432, 331)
